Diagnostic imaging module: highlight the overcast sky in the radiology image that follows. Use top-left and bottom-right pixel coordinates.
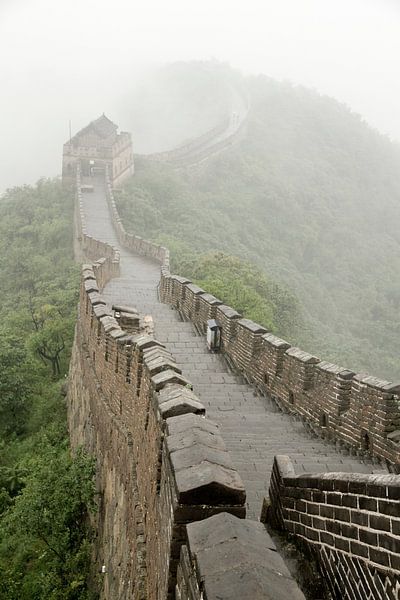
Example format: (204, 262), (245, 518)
(0, 0), (399, 191)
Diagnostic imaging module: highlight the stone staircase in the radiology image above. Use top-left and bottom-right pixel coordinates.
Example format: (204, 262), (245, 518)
(81, 175), (387, 519)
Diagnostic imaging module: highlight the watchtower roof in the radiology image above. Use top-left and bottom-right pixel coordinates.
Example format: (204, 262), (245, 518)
(70, 114), (118, 146)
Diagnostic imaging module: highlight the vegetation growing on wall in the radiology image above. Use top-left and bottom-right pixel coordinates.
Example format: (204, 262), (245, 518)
(0, 180), (96, 599)
(117, 68), (400, 379)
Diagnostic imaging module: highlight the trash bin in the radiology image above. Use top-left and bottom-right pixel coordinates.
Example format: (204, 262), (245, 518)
(207, 319), (221, 351)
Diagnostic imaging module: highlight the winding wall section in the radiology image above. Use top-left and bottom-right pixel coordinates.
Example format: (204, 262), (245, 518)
(68, 118), (400, 598)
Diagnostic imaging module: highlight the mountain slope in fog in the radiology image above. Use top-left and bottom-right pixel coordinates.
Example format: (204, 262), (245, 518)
(119, 62), (233, 153)
(118, 65), (400, 380)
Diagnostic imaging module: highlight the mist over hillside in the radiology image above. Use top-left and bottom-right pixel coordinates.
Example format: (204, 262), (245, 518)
(118, 62), (235, 153)
(117, 62), (400, 380)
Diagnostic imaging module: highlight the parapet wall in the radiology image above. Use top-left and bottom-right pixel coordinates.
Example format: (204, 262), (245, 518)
(104, 165), (171, 268)
(158, 274), (400, 470)
(266, 455), (400, 599)
(138, 118), (230, 165)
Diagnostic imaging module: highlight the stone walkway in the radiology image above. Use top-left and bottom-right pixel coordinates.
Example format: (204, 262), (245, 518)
(81, 175), (386, 519)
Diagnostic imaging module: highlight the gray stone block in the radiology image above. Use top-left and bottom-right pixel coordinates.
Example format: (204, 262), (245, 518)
(166, 414), (219, 437)
(88, 291), (106, 306)
(151, 369), (190, 391)
(170, 445), (233, 472)
(145, 356), (181, 376)
(174, 462), (245, 505)
(83, 280), (98, 294)
(167, 429), (226, 453)
(186, 513), (305, 599)
(159, 396), (205, 419)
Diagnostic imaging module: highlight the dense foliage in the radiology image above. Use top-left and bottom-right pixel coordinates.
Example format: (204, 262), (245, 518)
(117, 67), (400, 380)
(116, 171), (303, 342)
(0, 180), (96, 599)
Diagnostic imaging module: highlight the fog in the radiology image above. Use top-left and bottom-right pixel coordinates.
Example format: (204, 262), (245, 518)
(1, 0), (399, 192)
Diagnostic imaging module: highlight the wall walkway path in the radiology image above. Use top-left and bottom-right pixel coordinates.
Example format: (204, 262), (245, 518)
(81, 174), (386, 519)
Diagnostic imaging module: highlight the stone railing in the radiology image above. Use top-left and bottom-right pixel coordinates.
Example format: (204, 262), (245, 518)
(265, 455), (400, 599)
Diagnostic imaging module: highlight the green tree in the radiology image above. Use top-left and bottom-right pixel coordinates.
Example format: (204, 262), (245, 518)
(0, 334), (34, 437)
(0, 447), (96, 600)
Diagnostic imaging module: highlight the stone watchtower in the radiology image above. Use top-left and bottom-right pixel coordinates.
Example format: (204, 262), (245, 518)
(62, 114), (134, 188)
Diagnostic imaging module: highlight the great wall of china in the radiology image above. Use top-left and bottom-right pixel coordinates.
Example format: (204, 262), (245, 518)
(66, 112), (400, 599)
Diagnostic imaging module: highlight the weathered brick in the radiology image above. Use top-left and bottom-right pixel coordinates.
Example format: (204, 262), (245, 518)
(369, 514), (391, 532)
(358, 496), (378, 511)
(350, 541), (369, 559)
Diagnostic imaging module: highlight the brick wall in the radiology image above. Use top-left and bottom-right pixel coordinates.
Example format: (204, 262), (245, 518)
(266, 455), (400, 599)
(68, 265), (246, 599)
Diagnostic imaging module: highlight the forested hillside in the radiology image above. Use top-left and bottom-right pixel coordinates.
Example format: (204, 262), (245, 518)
(0, 181), (96, 599)
(117, 64), (400, 380)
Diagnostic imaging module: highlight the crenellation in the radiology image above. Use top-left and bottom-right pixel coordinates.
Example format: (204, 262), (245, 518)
(180, 283), (204, 322)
